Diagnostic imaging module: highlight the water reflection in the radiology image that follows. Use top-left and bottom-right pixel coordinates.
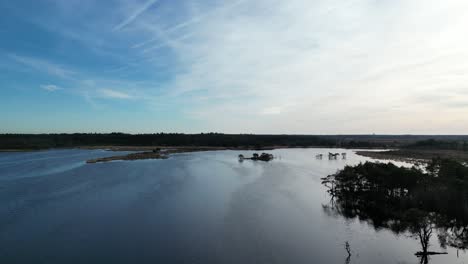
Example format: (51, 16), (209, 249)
(344, 241), (351, 264)
(2, 149), (467, 264)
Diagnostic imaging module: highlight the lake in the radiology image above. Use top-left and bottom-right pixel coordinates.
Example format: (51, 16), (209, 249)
(0, 148), (465, 264)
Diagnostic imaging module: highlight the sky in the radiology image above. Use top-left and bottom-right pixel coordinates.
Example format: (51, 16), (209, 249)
(1, 0), (468, 134)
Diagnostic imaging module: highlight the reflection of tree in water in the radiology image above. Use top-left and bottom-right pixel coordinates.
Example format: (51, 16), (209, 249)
(344, 241), (351, 264)
(322, 159), (468, 262)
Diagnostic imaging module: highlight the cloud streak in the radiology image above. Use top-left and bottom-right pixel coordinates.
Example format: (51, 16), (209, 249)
(9, 54), (74, 79)
(142, 0), (468, 133)
(40, 84), (62, 92)
(3, 0), (468, 133)
(98, 88), (133, 99)
(113, 0), (159, 31)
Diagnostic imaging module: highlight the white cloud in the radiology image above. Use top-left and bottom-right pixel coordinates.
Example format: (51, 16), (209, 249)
(98, 88), (133, 99)
(40, 84), (62, 92)
(8, 0), (468, 133)
(130, 0), (468, 133)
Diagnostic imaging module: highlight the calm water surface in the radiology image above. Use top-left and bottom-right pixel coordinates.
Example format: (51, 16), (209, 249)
(0, 148), (466, 264)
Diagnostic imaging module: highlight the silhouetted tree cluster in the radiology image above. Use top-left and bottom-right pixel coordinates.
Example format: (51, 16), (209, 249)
(322, 159), (468, 255)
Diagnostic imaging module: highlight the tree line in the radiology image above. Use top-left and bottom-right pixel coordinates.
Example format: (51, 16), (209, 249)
(0, 133), (338, 150)
(2, 133), (467, 150)
(405, 138), (468, 151)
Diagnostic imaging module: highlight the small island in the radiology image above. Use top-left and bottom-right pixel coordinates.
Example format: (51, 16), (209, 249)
(85, 147), (222, 163)
(86, 147), (276, 164)
(238, 153), (274, 162)
(86, 151), (168, 163)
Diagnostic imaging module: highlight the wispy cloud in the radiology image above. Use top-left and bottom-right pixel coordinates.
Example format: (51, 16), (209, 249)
(40, 84), (62, 92)
(130, 0), (245, 52)
(164, 0), (246, 34)
(9, 54), (74, 79)
(141, 32), (194, 54)
(113, 0), (159, 31)
(138, 0), (468, 133)
(98, 88), (133, 99)
(4, 0), (468, 133)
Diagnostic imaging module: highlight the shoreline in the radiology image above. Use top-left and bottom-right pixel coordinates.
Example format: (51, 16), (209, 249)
(85, 146), (292, 164)
(1, 145), (387, 153)
(86, 151), (169, 163)
(79, 145), (278, 152)
(356, 149), (468, 163)
(0, 149), (44, 152)
(85, 146), (238, 164)
(0, 146), (279, 153)
(85, 145), (378, 164)
(8, 145), (459, 164)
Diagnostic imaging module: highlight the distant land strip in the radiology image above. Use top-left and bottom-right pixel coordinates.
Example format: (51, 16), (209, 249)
(85, 146), (278, 163)
(356, 149), (468, 163)
(2, 133), (468, 151)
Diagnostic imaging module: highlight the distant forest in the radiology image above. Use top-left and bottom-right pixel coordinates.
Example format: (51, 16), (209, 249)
(404, 138), (468, 151)
(1, 133), (468, 150)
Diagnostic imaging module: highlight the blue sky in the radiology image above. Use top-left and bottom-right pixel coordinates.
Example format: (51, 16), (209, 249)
(1, 0), (468, 134)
